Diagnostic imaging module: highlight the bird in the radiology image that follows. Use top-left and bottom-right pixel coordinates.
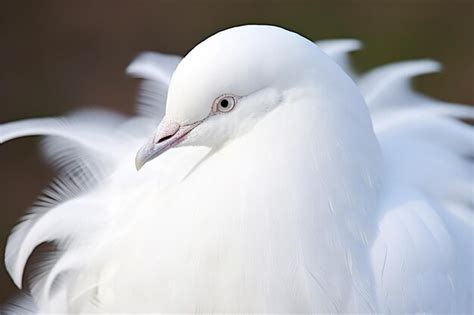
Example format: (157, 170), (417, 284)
(1, 25), (473, 313)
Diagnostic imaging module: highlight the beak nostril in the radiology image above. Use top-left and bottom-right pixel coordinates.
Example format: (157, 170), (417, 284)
(137, 120), (201, 170)
(152, 120), (181, 144)
(157, 135), (174, 143)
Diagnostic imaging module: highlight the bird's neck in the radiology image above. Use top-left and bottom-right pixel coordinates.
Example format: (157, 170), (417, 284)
(137, 82), (385, 311)
(194, 84), (385, 310)
(224, 82), (384, 236)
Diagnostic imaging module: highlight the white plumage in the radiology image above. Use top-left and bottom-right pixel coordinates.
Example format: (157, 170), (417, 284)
(1, 25), (472, 313)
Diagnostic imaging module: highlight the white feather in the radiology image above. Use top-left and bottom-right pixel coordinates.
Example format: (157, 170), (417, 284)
(127, 52), (182, 119)
(126, 51), (181, 85)
(316, 38), (362, 79)
(1, 292), (37, 314)
(1, 25), (472, 313)
(5, 196), (98, 288)
(360, 55), (473, 313)
(359, 59), (440, 108)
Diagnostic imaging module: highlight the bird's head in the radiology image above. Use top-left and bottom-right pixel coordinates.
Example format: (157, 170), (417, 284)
(135, 25), (329, 170)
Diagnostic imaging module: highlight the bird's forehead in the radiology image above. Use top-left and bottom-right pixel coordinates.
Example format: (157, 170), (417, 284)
(165, 25), (314, 123)
(165, 55), (257, 123)
(164, 29), (261, 123)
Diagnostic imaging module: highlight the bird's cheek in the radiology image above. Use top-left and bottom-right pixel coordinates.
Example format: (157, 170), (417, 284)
(177, 126), (206, 147)
(187, 125), (224, 148)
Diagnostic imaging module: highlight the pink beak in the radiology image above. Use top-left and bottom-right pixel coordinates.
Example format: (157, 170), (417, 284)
(135, 118), (201, 170)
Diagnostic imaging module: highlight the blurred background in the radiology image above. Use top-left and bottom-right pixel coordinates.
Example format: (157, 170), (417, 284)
(0, 0), (472, 303)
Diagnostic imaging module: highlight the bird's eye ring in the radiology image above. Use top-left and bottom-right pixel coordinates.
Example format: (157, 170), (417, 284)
(214, 95), (237, 113)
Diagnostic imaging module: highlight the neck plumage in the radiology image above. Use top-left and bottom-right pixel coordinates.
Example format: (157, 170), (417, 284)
(86, 78), (385, 312)
(179, 82), (384, 311)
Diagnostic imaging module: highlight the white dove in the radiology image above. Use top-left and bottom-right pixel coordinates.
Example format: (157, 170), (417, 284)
(1, 25), (473, 313)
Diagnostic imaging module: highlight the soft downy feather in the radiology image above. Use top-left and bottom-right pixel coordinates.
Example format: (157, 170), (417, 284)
(319, 40), (474, 212)
(361, 61), (474, 212)
(2, 109), (126, 286)
(1, 291), (37, 315)
(315, 39), (362, 80)
(1, 38), (472, 313)
(322, 41), (473, 312)
(126, 51), (181, 120)
(1, 53), (178, 313)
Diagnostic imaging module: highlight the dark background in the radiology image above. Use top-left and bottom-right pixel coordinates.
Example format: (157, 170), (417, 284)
(0, 0), (473, 303)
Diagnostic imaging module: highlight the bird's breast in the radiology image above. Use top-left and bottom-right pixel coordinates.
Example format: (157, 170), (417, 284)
(73, 101), (380, 312)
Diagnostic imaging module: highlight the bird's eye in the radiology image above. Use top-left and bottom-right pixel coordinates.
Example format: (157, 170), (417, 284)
(214, 95), (236, 113)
